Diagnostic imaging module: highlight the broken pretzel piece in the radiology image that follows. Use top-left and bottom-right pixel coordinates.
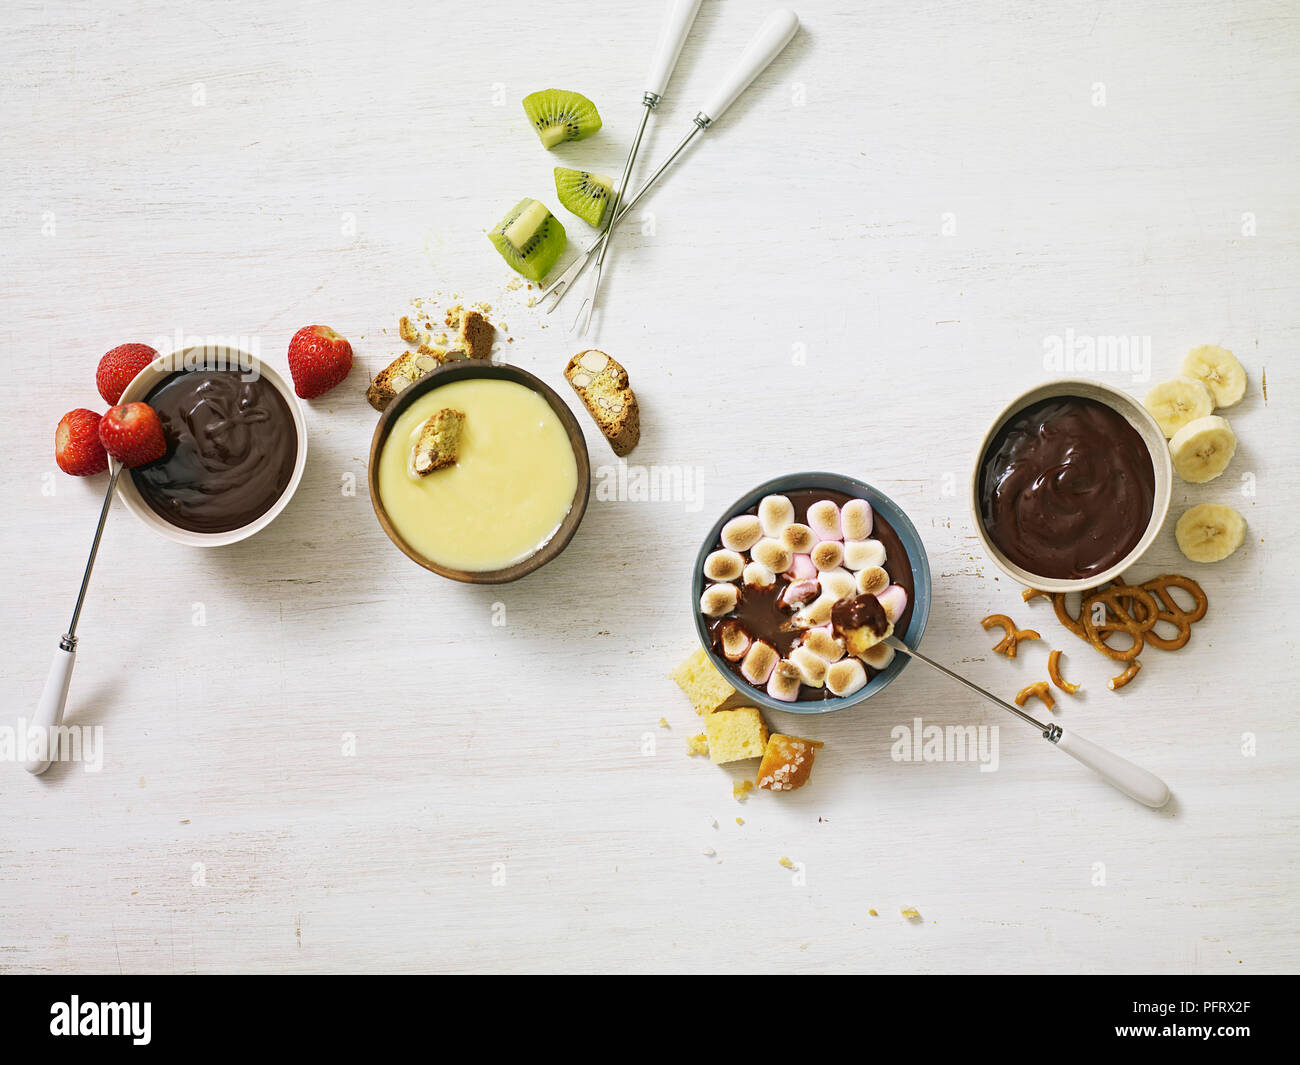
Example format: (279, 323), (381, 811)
(411, 407), (465, 476)
(1047, 649), (1080, 694)
(981, 614), (1040, 658)
(1109, 660), (1142, 691)
(1015, 681), (1056, 713)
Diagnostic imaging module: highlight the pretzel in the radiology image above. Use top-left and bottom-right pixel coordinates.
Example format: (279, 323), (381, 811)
(1108, 660), (1142, 690)
(1047, 649), (1080, 694)
(1022, 588), (1050, 603)
(1051, 593), (1087, 639)
(1139, 574), (1208, 651)
(1081, 584), (1159, 662)
(981, 615), (1040, 658)
(1015, 681), (1056, 712)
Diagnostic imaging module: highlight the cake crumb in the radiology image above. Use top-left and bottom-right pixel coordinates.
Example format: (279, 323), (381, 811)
(733, 780), (753, 802)
(735, 817), (744, 826)
(778, 856), (794, 869)
(900, 906), (922, 921)
(658, 717), (670, 729)
(686, 733), (708, 757)
(868, 909), (878, 916)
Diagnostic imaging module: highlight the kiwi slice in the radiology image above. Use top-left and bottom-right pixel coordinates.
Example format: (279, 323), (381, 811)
(554, 168), (615, 227)
(487, 198), (567, 282)
(522, 89), (602, 150)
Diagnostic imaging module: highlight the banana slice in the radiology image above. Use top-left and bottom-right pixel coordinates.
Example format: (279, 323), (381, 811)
(1182, 345), (1246, 408)
(1144, 377), (1214, 437)
(1169, 414), (1237, 483)
(1175, 503), (1246, 563)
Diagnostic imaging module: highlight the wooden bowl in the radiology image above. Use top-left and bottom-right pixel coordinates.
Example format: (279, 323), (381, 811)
(368, 361), (590, 583)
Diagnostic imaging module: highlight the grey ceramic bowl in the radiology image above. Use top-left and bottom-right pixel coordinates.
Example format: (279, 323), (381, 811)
(692, 472), (932, 715)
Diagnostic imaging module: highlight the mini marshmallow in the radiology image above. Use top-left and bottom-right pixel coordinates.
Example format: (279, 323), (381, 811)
(743, 561), (776, 588)
(810, 540), (845, 571)
(856, 566), (890, 596)
(807, 499), (842, 541)
(860, 642), (895, 670)
(740, 641), (779, 686)
(841, 499), (874, 541)
(718, 619), (752, 661)
(826, 658), (867, 697)
(818, 568), (856, 600)
(781, 522), (816, 554)
(877, 584), (909, 623)
(789, 554), (818, 580)
(843, 538), (887, 571)
(789, 646), (828, 688)
(700, 583), (739, 617)
(758, 494), (795, 537)
(720, 514), (762, 553)
(792, 593), (836, 629)
(779, 578), (821, 610)
(703, 549), (744, 582)
(752, 538), (793, 574)
(802, 626), (846, 662)
(766, 660), (802, 702)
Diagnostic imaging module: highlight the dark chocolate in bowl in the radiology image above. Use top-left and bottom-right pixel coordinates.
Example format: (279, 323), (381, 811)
(131, 369), (299, 534)
(706, 488), (915, 701)
(977, 396), (1155, 581)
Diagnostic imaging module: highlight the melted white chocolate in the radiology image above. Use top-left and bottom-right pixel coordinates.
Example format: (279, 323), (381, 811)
(377, 379), (579, 571)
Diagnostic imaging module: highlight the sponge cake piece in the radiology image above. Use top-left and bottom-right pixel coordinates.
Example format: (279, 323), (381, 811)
(704, 707), (769, 765)
(669, 647), (736, 715)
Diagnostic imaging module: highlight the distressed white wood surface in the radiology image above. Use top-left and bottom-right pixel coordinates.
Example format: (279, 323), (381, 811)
(2, 0), (1297, 974)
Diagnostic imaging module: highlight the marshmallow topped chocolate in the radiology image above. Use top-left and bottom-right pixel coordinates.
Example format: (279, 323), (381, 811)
(702, 489), (914, 702)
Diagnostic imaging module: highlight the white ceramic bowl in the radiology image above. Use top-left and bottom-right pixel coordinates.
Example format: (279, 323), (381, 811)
(970, 379), (1172, 594)
(114, 345), (308, 547)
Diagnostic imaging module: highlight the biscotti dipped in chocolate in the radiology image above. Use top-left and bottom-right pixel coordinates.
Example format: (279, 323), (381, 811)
(412, 408), (465, 475)
(564, 349), (640, 456)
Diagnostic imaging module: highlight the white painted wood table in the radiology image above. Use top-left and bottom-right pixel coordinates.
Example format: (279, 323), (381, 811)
(2, 0), (1297, 974)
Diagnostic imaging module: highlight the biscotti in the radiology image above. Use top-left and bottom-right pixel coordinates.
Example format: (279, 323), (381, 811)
(367, 349), (443, 411)
(412, 408), (465, 475)
(564, 349), (640, 456)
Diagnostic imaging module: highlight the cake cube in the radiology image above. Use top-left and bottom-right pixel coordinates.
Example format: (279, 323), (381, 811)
(669, 647), (736, 715)
(755, 733), (825, 792)
(704, 706), (769, 765)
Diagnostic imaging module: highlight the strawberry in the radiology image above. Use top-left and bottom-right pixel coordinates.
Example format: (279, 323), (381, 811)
(55, 409), (109, 476)
(98, 402), (167, 467)
(287, 325), (353, 399)
(96, 343), (159, 405)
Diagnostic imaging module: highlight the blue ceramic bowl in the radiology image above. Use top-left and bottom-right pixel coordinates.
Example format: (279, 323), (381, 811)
(691, 472), (932, 715)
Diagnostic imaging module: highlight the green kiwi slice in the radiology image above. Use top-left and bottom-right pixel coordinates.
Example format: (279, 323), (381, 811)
(554, 168), (615, 227)
(487, 198), (567, 282)
(522, 89), (602, 149)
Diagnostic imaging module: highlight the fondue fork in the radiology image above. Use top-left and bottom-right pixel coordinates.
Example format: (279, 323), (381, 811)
(883, 636), (1171, 808)
(25, 465), (122, 775)
(569, 0), (704, 337)
(542, 8), (801, 322)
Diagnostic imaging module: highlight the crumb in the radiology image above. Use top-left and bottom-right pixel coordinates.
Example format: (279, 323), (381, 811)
(687, 733), (709, 757)
(868, 909), (878, 916)
(658, 717), (670, 729)
(900, 906), (922, 921)
(526, 297), (537, 307)
(778, 856), (794, 869)
(702, 848), (716, 858)
(733, 780), (752, 802)
(735, 817), (744, 826)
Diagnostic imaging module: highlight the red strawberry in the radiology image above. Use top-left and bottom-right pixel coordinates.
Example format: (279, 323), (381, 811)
(96, 343), (159, 405)
(55, 409), (109, 476)
(98, 402), (167, 467)
(287, 325), (353, 399)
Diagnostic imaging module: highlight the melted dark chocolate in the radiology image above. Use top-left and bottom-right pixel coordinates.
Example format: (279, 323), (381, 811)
(978, 396), (1155, 580)
(131, 370), (298, 534)
(832, 594), (888, 638)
